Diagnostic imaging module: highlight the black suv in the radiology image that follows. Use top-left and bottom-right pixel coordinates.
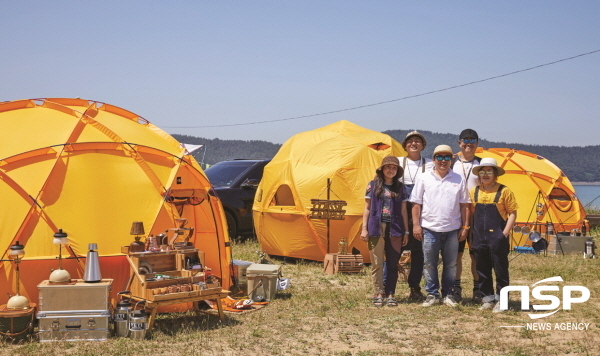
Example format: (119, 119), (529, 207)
(204, 159), (271, 238)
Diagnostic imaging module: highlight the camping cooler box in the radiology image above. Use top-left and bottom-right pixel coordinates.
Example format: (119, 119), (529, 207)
(37, 279), (113, 341)
(38, 279), (113, 312)
(246, 264), (281, 302)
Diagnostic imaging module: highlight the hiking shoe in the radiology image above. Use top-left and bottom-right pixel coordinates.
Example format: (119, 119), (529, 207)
(443, 295), (459, 307)
(479, 301), (496, 310)
(409, 287), (425, 301)
(452, 286), (463, 302)
(493, 301), (504, 313)
(472, 289), (483, 304)
(421, 295), (440, 307)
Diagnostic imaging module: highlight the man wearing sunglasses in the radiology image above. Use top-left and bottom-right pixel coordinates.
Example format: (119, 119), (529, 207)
(452, 129), (483, 303)
(410, 145), (471, 307)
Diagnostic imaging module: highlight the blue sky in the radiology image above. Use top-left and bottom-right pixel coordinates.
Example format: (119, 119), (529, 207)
(2, 1), (599, 146)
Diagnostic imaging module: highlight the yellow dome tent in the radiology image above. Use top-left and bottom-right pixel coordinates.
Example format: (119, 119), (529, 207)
(0, 98), (231, 308)
(252, 120), (406, 262)
(477, 147), (587, 247)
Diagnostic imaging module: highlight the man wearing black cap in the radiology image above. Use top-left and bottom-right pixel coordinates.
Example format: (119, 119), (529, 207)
(451, 128), (483, 302)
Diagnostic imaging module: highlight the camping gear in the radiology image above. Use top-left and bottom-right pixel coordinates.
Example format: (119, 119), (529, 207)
(38, 279), (112, 311)
(476, 147), (586, 248)
(246, 264), (281, 302)
(114, 291), (133, 338)
(253, 120), (405, 262)
(584, 239), (595, 258)
(129, 221), (147, 253)
(0, 303), (36, 342)
(49, 229), (72, 284)
(232, 260), (253, 287)
(323, 254), (363, 274)
(0, 98), (232, 310)
(83, 243), (102, 283)
(6, 241), (29, 310)
(547, 235), (590, 255)
(338, 236), (348, 255)
(37, 310), (111, 342)
(128, 300), (148, 340)
(37, 278), (112, 341)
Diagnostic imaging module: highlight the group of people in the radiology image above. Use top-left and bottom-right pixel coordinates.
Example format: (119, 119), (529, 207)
(360, 129), (518, 312)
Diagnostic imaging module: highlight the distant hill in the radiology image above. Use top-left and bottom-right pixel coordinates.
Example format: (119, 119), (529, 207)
(173, 131), (600, 182)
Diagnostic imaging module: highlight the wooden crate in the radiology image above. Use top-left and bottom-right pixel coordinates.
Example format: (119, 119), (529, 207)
(126, 250), (208, 300)
(323, 254), (363, 274)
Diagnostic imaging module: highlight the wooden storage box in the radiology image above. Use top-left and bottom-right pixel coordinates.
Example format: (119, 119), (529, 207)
(324, 254), (363, 274)
(38, 279), (112, 312)
(127, 249), (212, 301)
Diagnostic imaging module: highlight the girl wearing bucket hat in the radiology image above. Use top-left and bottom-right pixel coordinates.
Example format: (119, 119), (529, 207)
(469, 157), (518, 312)
(361, 156), (409, 307)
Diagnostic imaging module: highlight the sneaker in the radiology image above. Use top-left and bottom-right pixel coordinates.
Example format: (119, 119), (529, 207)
(421, 294), (440, 307)
(472, 289), (483, 304)
(409, 287), (425, 301)
(479, 301), (496, 310)
(493, 301), (504, 313)
(443, 295), (459, 307)
(452, 286), (463, 302)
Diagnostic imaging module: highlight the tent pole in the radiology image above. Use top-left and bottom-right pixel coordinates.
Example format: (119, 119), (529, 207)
(327, 178), (330, 254)
(201, 146), (207, 169)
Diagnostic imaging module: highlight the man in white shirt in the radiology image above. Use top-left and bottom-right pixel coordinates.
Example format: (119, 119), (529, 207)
(451, 128), (482, 302)
(410, 145), (471, 307)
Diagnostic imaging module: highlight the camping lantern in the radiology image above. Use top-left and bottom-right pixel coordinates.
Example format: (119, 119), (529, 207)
(7, 241), (29, 310)
(129, 221), (146, 253)
(49, 229), (72, 283)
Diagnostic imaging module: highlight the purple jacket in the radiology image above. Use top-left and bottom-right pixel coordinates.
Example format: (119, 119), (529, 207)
(366, 181), (405, 237)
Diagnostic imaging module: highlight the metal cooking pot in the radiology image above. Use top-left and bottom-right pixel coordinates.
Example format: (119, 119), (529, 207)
(529, 231), (542, 243)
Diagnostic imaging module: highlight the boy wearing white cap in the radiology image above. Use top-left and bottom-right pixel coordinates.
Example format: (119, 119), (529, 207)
(398, 131), (434, 301)
(410, 145), (471, 307)
(452, 128), (482, 302)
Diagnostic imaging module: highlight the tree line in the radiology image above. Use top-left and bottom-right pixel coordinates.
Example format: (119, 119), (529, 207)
(173, 130), (600, 182)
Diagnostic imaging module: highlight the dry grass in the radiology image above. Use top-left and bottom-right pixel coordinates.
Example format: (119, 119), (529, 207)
(2, 233), (600, 356)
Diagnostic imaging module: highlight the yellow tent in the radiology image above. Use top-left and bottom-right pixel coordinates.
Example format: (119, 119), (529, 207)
(0, 98), (231, 307)
(252, 120), (406, 262)
(477, 147), (587, 247)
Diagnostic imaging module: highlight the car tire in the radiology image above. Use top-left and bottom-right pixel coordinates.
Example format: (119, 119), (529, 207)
(225, 211), (238, 238)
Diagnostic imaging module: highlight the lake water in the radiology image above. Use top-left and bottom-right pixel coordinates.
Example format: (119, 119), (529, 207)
(573, 185), (600, 209)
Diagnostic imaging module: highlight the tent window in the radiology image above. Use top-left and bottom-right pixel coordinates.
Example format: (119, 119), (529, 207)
(272, 184), (295, 206)
(549, 187), (572, 212)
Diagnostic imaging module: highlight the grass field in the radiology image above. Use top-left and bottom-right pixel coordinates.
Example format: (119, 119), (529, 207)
(2, 233), (599, 356)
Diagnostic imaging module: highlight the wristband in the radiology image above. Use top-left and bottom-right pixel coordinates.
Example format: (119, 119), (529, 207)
(462, 226), (470, 230)
(404, 231), (410, 235)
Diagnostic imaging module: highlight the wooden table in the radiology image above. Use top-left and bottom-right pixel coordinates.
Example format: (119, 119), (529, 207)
(129, 290), (230, 330)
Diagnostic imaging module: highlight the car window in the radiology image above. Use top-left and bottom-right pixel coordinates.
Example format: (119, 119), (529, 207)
(205, 163), (253, 187)
(246, 165), (264, 182)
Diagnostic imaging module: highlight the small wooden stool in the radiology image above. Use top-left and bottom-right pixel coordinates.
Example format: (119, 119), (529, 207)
(323, 253), (363, 274)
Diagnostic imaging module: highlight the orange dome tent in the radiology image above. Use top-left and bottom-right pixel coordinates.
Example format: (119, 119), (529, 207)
(0, 98), (231, 308)
(477, 147), (587, 247)
(252, 120), (406, 262)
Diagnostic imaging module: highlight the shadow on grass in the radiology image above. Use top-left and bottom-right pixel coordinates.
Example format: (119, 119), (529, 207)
(150, 311), (242, 337)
